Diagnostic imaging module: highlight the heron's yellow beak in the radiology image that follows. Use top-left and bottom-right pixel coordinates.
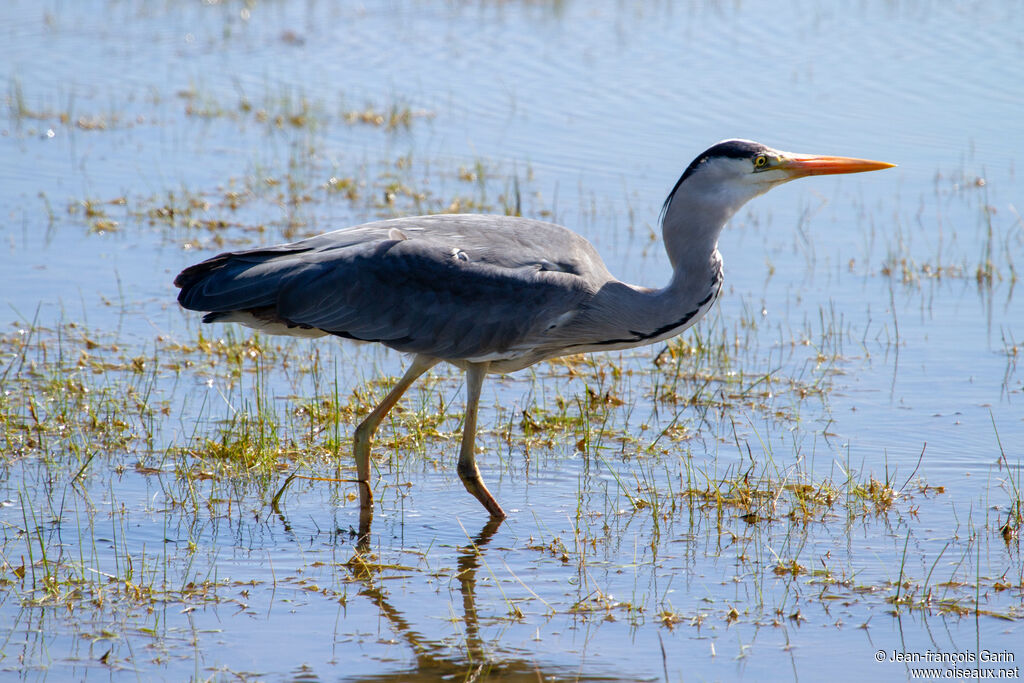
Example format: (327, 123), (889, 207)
(776, 154), (895, 178)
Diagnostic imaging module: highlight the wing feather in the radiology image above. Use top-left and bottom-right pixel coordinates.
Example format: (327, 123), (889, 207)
(175, 215), (609, 361)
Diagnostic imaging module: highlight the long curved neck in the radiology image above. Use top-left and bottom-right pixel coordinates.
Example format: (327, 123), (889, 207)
(525, 174), (754, 363)
(553, 187), (733, 352)
(661, 180), (738, 288)
(591, 174), (753, 342)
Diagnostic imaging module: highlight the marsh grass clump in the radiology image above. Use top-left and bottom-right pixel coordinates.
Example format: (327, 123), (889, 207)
(510, 443), (1007, 630)
(518, 390), (624, 452)
(341, 101), (434, 131)
(183, 85), (325, 131)
(183, 410), (287, 473)
(0, 324), (160, 465)
(65, 196), (129, 234)
(4, 77), (133, 136)
(62, 152), (539, 255)
(178, 83), (433, 135)
(851, 475), (898, 513)
(644, 321), (835, 439)
(877, 174), (1019, 287)
(992, 418), (1023, 547)
(343, 372), (460, 462)
(3, 305), (1022, 677)
(671, 461), (882, 528)
(188, 329), (270, 371)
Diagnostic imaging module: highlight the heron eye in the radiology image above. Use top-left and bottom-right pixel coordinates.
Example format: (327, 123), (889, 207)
(753, 155), (769, 169)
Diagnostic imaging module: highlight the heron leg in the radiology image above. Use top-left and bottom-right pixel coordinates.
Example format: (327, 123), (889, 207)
(353, 355), (439, 512)
(457, 362), (506, 519)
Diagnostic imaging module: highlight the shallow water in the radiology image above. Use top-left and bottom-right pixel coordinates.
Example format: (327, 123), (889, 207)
(2, 1), (1023, 681)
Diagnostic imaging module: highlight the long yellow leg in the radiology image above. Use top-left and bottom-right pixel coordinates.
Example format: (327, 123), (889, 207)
(457, 362), (506, 519)
(353, 355), (439, 514)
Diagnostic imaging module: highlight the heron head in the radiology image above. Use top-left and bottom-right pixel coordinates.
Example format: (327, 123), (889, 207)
(687, 138), (893, 186)
(661, 139), (895, 225)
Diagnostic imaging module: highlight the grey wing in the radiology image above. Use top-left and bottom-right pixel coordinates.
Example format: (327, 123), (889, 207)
(175, 216), (605, 362)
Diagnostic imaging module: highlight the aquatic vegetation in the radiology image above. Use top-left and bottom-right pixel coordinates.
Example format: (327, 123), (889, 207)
(3, 0), (1022, 678)
(3, 305), (1021, 678)
(178, 83), (433, 134)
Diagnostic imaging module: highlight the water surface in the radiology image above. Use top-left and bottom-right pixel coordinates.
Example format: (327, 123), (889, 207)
(1, 1), (1022, 681)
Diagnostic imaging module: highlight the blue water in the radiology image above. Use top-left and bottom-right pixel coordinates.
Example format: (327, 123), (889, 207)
(2, 1), (1022, 681)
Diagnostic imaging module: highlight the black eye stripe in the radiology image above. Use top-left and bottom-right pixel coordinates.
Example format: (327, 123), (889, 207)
(662, 140), (773, 223)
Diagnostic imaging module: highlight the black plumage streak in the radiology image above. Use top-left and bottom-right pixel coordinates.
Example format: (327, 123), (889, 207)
(627, 287), (717, 340)
(584, 271), (722, 348)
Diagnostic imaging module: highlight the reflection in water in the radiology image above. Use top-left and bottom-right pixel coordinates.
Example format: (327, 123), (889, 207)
(3, 0), (1023, 679)
(341, 518), (630, 682)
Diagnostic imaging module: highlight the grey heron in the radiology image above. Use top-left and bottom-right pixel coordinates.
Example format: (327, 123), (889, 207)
(175, 139), (893, 521)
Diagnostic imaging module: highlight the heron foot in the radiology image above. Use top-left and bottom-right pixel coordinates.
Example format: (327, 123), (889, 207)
(457, 465), (506, 519)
